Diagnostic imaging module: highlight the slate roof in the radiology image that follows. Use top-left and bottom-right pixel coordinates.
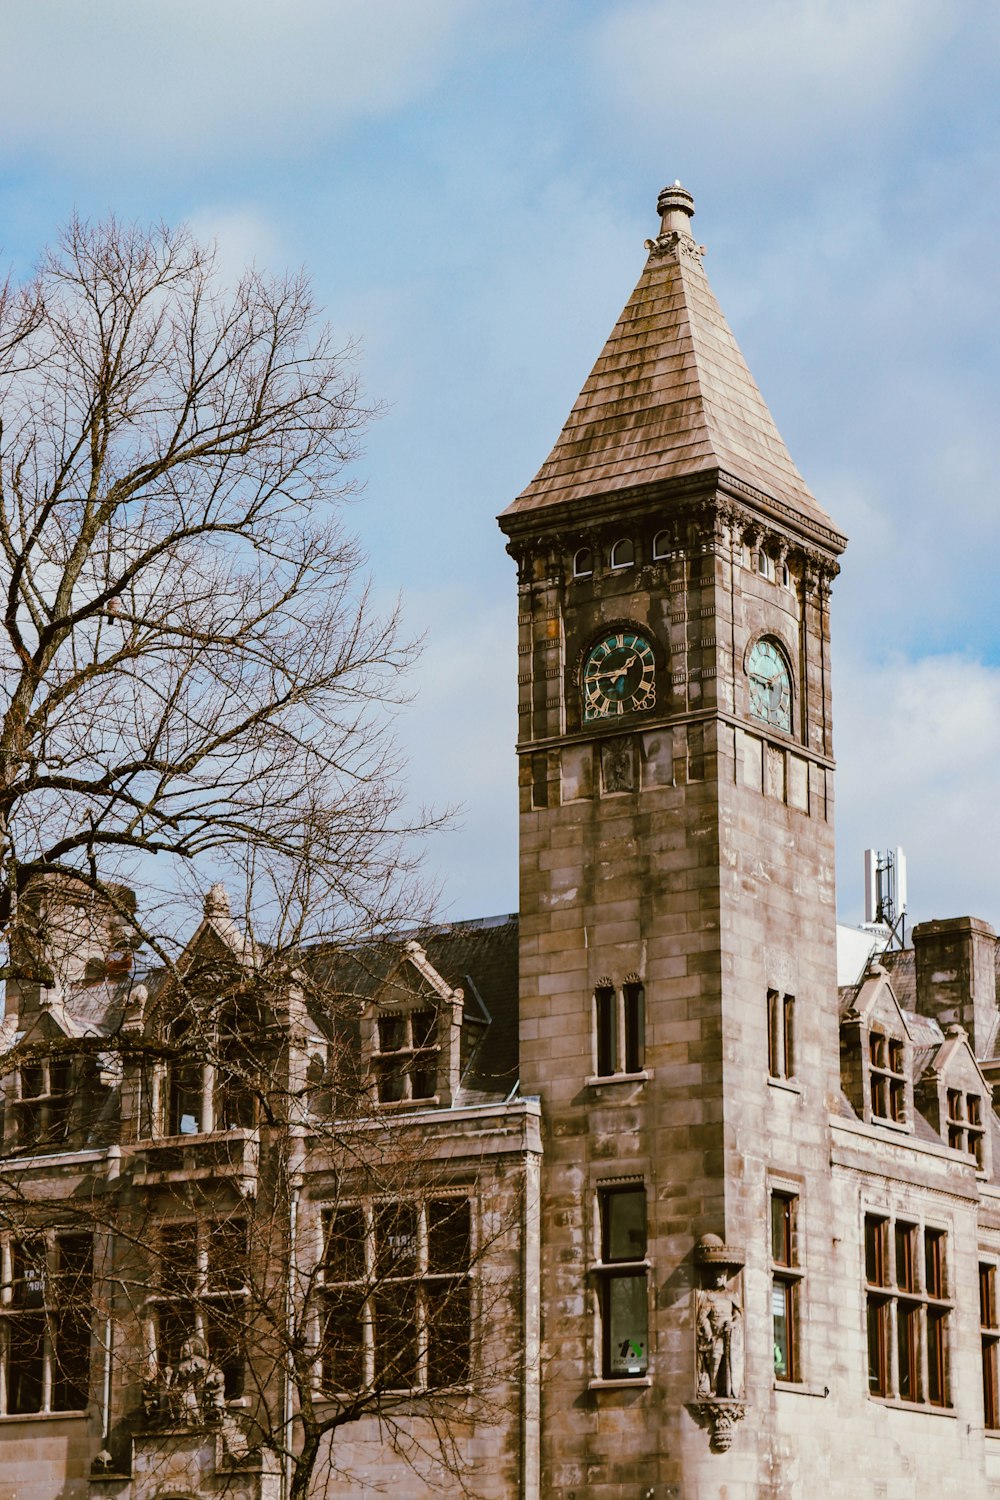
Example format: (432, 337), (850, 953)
(501, 188), (845, 550)
(306, 914), (520, 1105)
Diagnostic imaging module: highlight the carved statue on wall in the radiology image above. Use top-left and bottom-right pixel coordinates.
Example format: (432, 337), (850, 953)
(690, 1235), (748, 1452)
(696, 1264), (743, 1398)
(144, 1334), (227, 1427)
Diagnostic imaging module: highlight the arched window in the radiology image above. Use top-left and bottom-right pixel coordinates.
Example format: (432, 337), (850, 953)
(652, 530), (670, 560)
(573, 547), (593, 578)
(781, 560), (791, 588)
(610, 538), (634, 570)
(758, 550), (775, 582)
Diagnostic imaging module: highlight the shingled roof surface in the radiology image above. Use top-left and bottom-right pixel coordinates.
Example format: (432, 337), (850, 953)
(502, 195), (841, 541)
(308, 914), (520, 1104)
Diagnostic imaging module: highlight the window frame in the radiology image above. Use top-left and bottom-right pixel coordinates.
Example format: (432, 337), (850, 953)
(868, 1029), (907, 1125)
(147, 1216), (249, 1400)
(0, 1229), (93, 1414)
(609, 537), (635, 571)
(946, 1088), (986, 1168)
(370, 1006), (440, 1107)
(767, 990), (796, 1082)
(770, 1188), (803, 1384)
(320, 1196), (473, 1395)
(593, 1184), (649, 1382)
(863, 1212), (952, 1408)
(981, 1262), (1000, 1430)
(592, 982), (646, 1081)
(572, 547), (594, 579)
(8, 1058), (74, 1150)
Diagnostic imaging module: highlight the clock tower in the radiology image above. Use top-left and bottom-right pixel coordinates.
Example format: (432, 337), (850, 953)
(499, 185), (847, 1495)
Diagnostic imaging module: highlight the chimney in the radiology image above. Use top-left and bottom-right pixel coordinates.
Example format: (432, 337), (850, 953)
(912, 917), (998, 1058)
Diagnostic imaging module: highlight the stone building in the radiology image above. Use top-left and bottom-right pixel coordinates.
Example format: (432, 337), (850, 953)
(2, 184), (1000, 1499)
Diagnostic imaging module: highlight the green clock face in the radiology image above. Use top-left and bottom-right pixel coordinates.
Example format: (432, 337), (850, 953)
(582, 629), (656, 721)
(747, 638), (792, 731)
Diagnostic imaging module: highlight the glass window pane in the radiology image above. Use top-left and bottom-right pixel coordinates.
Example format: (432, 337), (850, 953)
(322, 1286), (364, 1392)
(159, 1223), (198, 1294)
(207, 1219), (247, 1291)
(925, 1230), (945, 1299)
(897, 1301), (918, 1401)
(375, 1202), (417, 1277)
(624, 984), (644, 1073)
(595, 988), (616, 1077)
(325, 1207), (365, 1283)
(603, 1189), (646, 1263)
(426, 1280), (470, 1387)
(867, 1297), (888, 1395)
(377, 1015), (405, 1052)
(604, 1273), (648, 1377)
(204, 1300), (244, 1399)
(928, 1309), (947, 1405)
(865, 1217), (886, 1285)
(52, 1308), (91, 1410)
(428, 1200), (470, 1274)
(8, 1311), (45, 1413)
(772, 1281), (793, 1379)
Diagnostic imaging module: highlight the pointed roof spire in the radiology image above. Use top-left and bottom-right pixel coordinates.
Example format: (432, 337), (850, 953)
(502, 184), (844, 551)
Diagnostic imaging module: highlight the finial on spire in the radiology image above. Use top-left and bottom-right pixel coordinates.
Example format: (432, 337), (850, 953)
(656, 182), (695, 239)
(204, 883), (231, 918)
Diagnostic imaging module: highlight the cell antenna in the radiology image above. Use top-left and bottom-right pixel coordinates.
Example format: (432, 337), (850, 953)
(863, 848), (907, 948)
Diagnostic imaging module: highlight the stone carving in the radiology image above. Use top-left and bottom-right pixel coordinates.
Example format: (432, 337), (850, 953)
(696, 1265), (742, 1399)
(690, 1236), (747, 1452)
(601, 739), (634, 794)
(144, 1335), (227, 1427)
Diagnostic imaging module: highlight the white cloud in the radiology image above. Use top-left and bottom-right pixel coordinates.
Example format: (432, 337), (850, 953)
(586, 0), (963, 162)
(185, 206), (286, 284)
(0, 0), (484, 169)
(836, 651), (1000, 927)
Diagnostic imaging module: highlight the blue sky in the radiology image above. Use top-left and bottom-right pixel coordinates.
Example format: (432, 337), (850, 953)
(2, 0), (999, 928)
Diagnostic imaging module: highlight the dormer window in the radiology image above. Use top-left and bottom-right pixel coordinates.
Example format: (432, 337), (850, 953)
(652, 531), (670, 560)
(573, 548), (593, 578)
(946, 1089), (985, 1167)
(610, 538), (634, 570)
(10, 1058), (73, 1149)
(869, 1031), (906, 1123)
(372, 1008), (439, 1105)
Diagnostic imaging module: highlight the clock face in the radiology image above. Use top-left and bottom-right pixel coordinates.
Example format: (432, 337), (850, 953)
(747, 638), (792, 731)
(582, 629), (656, 721)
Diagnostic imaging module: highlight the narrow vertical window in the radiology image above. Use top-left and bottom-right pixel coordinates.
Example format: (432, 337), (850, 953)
(981, 1263), (999, 1430)
(782, 995), (795, 1079)
(771, 1192), (801, 1383)
(595, 986), (617, 1078)
(895, 1223), (918, 1401)
(597, 1187), (648, 1379)
(767, 991), (795, 1080)
(623, 982), (644, 1074)
(865, 1215), (890, 1396)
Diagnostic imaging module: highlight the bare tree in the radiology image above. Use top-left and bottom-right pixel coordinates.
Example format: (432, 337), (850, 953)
(0, 221), (529, 1500)
(0, 215), (427, 963)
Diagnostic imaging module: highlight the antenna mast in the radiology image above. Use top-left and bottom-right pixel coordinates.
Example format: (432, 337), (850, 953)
(863, 847), (908, 950)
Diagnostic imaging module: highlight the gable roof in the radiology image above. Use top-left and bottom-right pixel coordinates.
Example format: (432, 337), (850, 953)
(501, 185), (846, 553)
